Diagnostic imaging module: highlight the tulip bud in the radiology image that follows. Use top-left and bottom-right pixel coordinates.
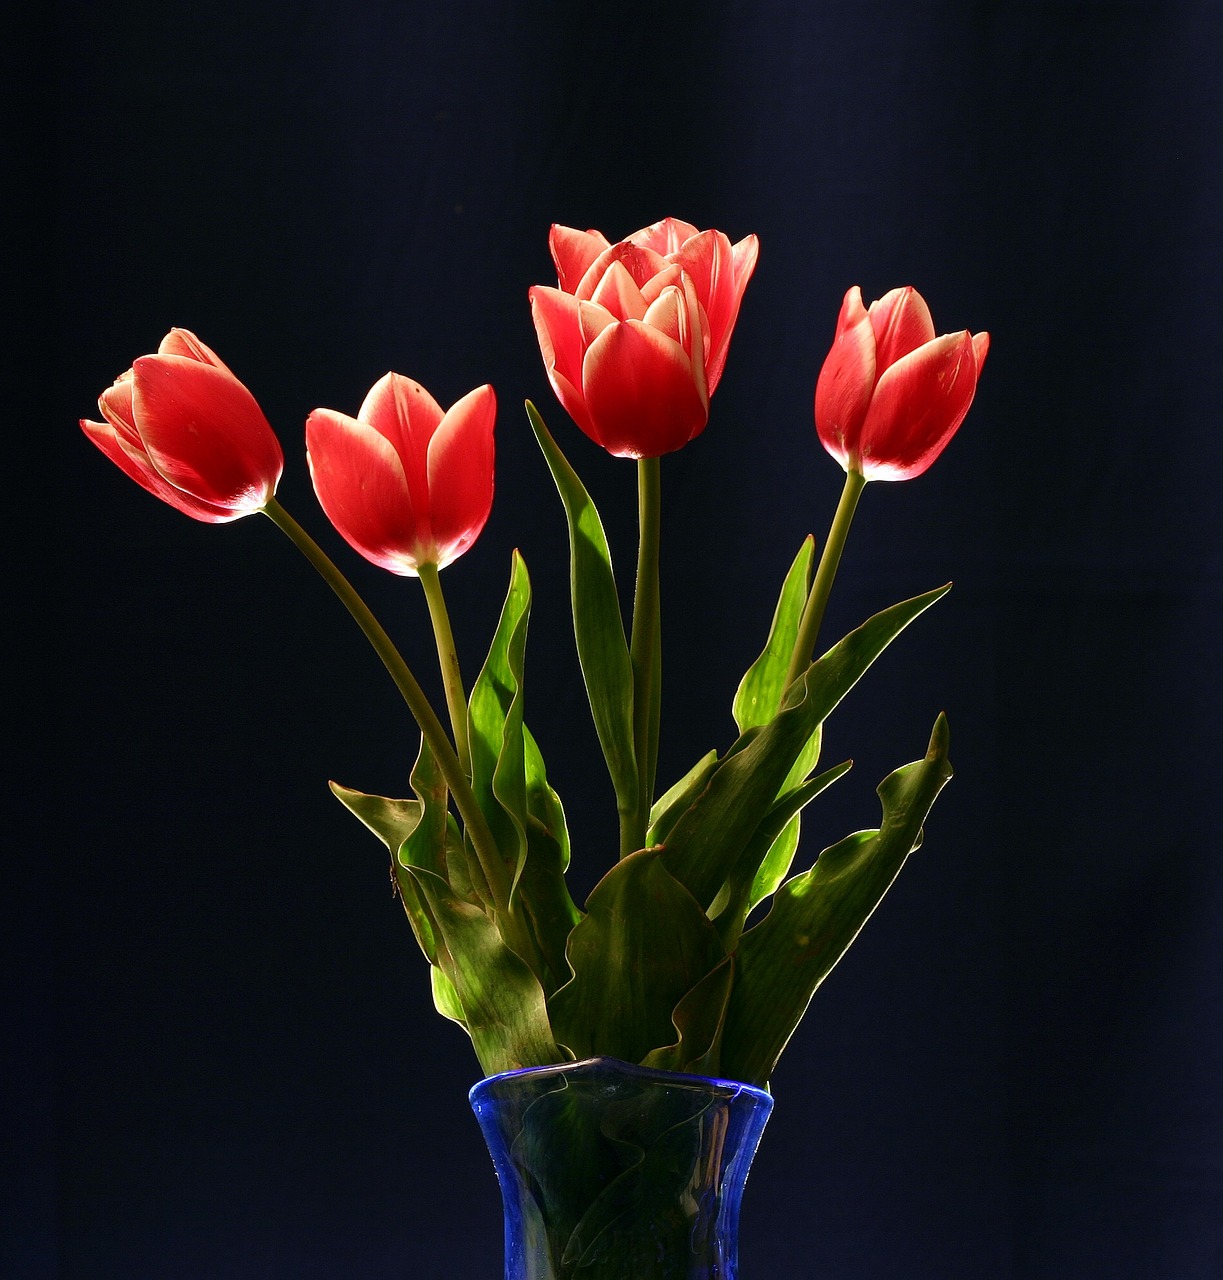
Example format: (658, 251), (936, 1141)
(81, 329), (284, 522)
(531, 218), (759, 458)
(815, 286), (989, 481)
(306, 374), (495, 576)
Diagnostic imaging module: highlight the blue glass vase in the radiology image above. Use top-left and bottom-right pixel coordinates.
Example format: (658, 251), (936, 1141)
(469, 1056), (774, 1280)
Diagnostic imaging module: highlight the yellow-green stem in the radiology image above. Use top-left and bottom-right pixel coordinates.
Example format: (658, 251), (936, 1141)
(785, 468), (868, 689)
(626, 455), (662, 857)
(261, 499), (507, 916)
(417, 560), (471, 778)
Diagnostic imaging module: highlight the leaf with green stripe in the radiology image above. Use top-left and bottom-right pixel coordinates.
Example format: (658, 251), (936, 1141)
(408, 865), (563, 1075)
(720, 714), (954, 1086)
(641, 955), (735, 1077)
(733, 535), (815, 732)
(467, 550), (580, 991)
(526, 401), (637, 825)
(662, 584), (950, 910)
(710, 759), (853, 952)
(547, 848), (727, 1064)
(646, 748), (719, 848)
(467, 550), (532, 895)
(519, 724), (581, 995)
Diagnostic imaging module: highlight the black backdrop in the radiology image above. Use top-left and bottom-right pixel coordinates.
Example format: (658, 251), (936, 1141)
(17, 1), (1223, 1276)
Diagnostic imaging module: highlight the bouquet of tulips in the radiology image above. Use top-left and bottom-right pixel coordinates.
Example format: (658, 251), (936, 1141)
(81, 218), (988, 1088)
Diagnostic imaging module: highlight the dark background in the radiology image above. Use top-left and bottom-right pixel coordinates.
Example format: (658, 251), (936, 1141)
(13, 0), (1221, 1276)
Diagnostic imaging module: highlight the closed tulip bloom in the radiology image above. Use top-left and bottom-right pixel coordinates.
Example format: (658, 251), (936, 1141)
(306, 374), (495, 575)
(530, 217), (759, 458)
(815, 286), (990, 481)
(81, 329), (284, 522)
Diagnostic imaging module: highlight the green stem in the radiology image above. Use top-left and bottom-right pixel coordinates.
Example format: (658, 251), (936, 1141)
(417, 560), (471, 778)
(626, 456), (662, 857)
(261, 499), (507, 916)
(785, 468), (868, 689)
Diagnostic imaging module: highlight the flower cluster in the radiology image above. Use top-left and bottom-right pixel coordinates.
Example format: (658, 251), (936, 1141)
(81, 218), (988, 1088)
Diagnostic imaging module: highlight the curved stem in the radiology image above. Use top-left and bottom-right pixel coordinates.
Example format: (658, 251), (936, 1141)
(785, 468), (867, 689)
(417, 560), (471, 778)
(626, 455), (662, 857)
(261, 499), (507, 915)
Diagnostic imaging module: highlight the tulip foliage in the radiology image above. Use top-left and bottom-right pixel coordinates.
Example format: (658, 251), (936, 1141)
(81, 222), (988, 1089)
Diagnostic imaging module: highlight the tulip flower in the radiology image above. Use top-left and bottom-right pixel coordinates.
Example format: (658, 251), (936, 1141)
(530, 218), (759, 458)
(80, 329), (283, 522)
(814, 286), (990, 481)
(306, 374), (495, 576)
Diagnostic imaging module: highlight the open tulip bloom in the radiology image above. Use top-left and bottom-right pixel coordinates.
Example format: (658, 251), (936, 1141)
(81, 224), (988, 1088)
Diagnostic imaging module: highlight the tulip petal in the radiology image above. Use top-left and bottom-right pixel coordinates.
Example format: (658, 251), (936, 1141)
(972, 331), (991, 371)
(671, 231), (729, 386)
(605, 241), (670, 292)
(642, 279), (709, 410)
(359, 373), (442, 529)
(589, 260), (648, 322)
(636, 262), (685, 307)
(426, 385), (496, 570)
(131, 354), (283, 511)
(628, 217), (700, 255)
(868, 287), (936, 371)
(81, 416), (239, 522)
(98, 372), (138, 439)
(857, 331), (980, 480)
(306, 407), (427, 574)
(814, 286), (877, 470)
(580, 320), (709, 458)
(157, 327), (233, 374)
(640, 285), (685, 346)
(578, 299), (618, 348)
(530, 286), (599, 441)
(731, 234), (760, 295)
(550, 225), (611, 293)
(575, 242), (669, 301)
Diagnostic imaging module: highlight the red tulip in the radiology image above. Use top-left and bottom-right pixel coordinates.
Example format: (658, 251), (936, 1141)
(530, 217), (759, 458)
(814, 286), (990, 481)
(80, 329), (284, 522)
(306, 374), (495, 575)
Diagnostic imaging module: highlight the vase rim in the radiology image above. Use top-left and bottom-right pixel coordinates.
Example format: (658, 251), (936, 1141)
(468, 1054), (773, 1108)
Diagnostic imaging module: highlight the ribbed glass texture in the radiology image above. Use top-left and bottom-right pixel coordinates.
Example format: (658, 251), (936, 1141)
(470, 1056), (773, 1280)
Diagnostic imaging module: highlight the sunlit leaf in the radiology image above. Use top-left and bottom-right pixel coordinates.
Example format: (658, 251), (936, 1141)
(547, 849), (726, 1064)
(526, 401), (637, 823)
(733, 535), (814, 732)
(720, 714), (954, 1086)
(663, 585), (950, 909)
(408, 865), (562, 1075)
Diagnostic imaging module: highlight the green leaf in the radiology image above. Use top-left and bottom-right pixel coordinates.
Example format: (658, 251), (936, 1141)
(519, 725), (582, 995)
(526, 401), (637, 822)
(408, 865), (563, 1075)
(547, 849), (727, 1064)
(733, 535), (815, 733)
(747, 816), (801, 915)
(661, 584), (950, 910)
(646, 749), (719, 848)
(328, 767), (475, 1020)
(720, 714), (955, 1086)
(467, 550), (532, 891)
(734, 728), (842, 923)
(640, 955), (735, 1077)
(328, 780), (438, 963)
(403, 735), (484, 908)
(467, 550), (580, 991)
(430, 965), (466, 1027)
(328, 781), (423, 859)
(711, 759), (853, 952)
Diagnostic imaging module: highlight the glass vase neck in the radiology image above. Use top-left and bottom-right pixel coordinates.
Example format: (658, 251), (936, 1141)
(470, 1056), (774, 1280)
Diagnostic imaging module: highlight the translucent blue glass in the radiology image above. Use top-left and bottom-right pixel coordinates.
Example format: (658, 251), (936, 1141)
(470, 1056), (774, 1280)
